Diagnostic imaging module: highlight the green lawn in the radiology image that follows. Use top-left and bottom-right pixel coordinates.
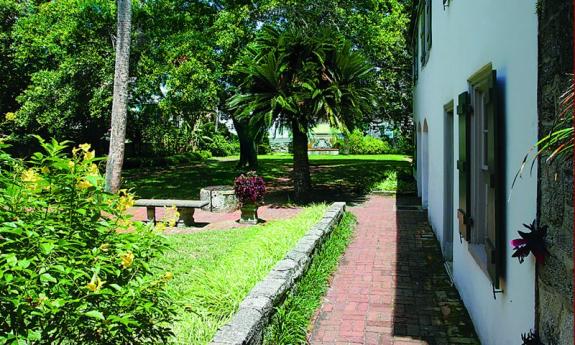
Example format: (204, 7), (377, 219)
(155, 205), (327, 345)
(124, 154), (414, 205)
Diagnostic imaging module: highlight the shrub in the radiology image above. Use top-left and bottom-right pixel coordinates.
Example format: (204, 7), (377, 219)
(207, 134), (240, 157)
(123, 151), (212, 169)
(234, 172), (266, 205)
(0, 138), (176, 344)
(344, 129), (391, 154)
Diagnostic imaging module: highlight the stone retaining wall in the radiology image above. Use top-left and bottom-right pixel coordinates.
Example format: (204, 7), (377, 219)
(210, 202), (346, 345)
(537, 1), (573, 344)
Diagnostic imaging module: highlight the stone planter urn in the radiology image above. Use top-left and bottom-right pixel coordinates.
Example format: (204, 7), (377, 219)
(234, 172), (265, 225)
(239, 202), (259, 225)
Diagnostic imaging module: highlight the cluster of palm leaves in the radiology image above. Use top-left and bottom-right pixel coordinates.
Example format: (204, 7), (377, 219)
(228, 24), (376, 200)
(513, 78), (573, 189)
(537, 81), (574, 163)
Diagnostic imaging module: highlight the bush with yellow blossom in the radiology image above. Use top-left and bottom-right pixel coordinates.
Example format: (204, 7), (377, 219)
(0, 137), (176, 344)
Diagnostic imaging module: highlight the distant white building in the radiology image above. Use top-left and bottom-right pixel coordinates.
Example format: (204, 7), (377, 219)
(412, 1), (539, 344)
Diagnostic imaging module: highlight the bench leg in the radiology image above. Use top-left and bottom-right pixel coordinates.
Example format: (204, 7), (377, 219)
(146, 207), (156, 225)
(177, 208), (195, 227)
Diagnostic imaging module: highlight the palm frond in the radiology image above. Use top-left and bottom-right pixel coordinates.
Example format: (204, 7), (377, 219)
(512, 77), (573, 191)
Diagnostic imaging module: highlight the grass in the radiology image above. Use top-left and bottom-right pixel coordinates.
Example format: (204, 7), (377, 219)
(155, 204), (327, 345)
(370, 170), (417, 193)
(263, 212), (357, 344)
(124, 154), (413, 204)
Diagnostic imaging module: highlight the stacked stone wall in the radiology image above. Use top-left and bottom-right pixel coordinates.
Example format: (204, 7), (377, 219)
(537, 1), (573, 344)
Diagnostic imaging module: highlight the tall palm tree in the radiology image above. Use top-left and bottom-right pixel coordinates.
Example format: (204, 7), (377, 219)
(229, 25), (376, 201)
(105, 0), (132, 193)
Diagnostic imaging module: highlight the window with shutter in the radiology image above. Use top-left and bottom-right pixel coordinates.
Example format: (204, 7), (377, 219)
(466, 64), (505, 289)
(457, 91), (471, 241)
(419, 0), (432, 67)
(420, 10), (426, 65)
(413, 33), (419, 82)
(483, 69), (504, 289)
(426, 0), (432, 51)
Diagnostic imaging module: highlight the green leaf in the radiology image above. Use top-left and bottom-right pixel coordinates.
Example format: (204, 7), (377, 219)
(84, 310), (105, 320)
(40, 273), (57, 284)
(40, 242), (55, 255)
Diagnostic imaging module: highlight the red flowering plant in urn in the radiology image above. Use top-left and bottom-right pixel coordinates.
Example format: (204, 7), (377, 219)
(234, 172), (266, 224)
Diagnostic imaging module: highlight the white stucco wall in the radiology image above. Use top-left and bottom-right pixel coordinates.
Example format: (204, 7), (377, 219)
(413, 1), (538, 344)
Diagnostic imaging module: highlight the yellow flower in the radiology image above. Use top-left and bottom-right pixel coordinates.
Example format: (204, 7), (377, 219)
(117, 218), (133, 228)
(79, 143), (91, 152)
(99, 243), (110, 252)
(68, 160), (75, 169)
(41, 166), (50, 174)
(88, 164), (99, 176)
(86, 275), (105, 292)
(5, 112), (16, 121)
(120, 251), (134, 269)
(117, 194), (135, 211)
(21, 169), (40, 183)
(76, 179), (92, 190)
(155, 222), (167, 232)
(164, 206), (180, 228)
(162, 272), (174, 281)
(83, 150), (95, 161)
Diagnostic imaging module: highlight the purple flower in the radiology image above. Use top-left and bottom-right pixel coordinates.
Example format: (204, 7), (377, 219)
(234, 172), (266, 205)
(510, 220), (549, 264)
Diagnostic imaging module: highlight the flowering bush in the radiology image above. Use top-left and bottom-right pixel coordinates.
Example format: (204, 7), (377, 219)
(234, 172), (266, 205)
(0, 138), (176, 344)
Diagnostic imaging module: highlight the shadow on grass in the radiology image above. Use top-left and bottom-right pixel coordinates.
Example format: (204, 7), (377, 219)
(124, 155), (413, 206)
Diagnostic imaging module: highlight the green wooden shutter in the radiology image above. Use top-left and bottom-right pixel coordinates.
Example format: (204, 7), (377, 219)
(413, 123), (417, 173)
(420, 10), (426, 65)
(426, 0), (432, 51)
(456, 91), (471, 241)
(484, 69), (504, 288)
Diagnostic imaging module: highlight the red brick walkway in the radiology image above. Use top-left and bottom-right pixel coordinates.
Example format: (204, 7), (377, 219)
(308, 195), (479, 345)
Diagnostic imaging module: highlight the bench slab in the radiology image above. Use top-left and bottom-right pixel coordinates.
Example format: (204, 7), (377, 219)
(134, 199), (209, 208)
(134, 199), (209, 227)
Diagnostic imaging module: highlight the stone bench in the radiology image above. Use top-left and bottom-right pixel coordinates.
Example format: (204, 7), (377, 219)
(134, 199), (209, 227)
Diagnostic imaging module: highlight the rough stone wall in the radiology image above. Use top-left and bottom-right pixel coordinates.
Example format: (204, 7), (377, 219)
(537, 1), (573, 344)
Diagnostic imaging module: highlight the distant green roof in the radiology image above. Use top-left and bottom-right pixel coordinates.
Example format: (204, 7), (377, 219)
(311, 123), (341, 135)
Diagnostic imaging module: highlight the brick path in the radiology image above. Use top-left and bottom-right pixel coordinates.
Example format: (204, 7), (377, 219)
(309, 195), (479, 345)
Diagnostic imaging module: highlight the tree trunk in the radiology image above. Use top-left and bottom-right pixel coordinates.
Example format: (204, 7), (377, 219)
(105, 0), (132, 193)
(233, 117), (258, 171)
(291, 120), (311, 202)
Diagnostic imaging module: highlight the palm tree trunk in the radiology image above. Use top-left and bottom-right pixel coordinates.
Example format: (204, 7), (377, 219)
(233, 117), (258, 170)
(105, 0), (132, 193)
(291, 120), (311, 202)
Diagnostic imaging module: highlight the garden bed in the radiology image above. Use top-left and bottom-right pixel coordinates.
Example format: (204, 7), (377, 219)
(211, 202), (347, 345)
(154, 205), (327, 344)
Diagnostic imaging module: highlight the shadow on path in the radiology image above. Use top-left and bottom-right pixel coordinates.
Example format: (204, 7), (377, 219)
(392, 194), (478, 344)
(308, 195), (479, 345)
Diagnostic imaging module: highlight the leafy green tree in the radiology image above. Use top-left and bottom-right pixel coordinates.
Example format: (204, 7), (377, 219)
(1, 0), (412, 162)
(229, 25), (376, 201)
(9, 0), (116, 146)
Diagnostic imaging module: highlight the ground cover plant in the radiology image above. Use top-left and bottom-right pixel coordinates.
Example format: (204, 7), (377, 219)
(154, 205), (327, 344)
(123, 154), (412, 204)
(370, 169), (416, 193)
(263, 212), (356, 344)
(0, 138), (175, 345)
